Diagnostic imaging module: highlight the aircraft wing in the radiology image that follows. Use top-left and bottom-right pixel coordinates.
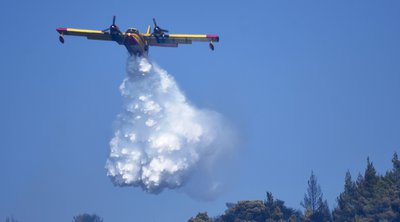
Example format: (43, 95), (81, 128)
(56, 28), (113, 41)
(143, 34), (219, 47)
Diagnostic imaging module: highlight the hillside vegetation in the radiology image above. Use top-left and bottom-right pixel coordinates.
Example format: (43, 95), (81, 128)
(188, 153), (400, 222)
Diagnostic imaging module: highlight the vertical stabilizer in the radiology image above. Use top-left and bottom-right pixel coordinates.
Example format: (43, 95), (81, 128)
(146, 25), (151, 34)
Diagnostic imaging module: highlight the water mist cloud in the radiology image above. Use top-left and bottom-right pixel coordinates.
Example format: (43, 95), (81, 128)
(105, 56), (235, 198)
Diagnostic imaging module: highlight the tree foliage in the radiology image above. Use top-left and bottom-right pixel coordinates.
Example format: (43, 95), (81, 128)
(211, 193), (301, 222)
(5, 216), (18, 222)
(332, 153), (400, 222)
(72, 213), (103, 222)
(300, 171), (331, 222)
(188, 152), (400, 222)
(188, 212), (213, 222)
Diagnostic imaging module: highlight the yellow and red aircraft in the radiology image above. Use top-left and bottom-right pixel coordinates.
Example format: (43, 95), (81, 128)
(56, 16), (219, 56)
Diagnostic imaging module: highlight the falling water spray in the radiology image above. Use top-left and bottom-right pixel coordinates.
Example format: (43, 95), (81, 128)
(106, 56), (236, 198)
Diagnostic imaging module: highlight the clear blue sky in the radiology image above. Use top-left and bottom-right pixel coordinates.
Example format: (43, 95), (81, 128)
(1, 1), (399, 221)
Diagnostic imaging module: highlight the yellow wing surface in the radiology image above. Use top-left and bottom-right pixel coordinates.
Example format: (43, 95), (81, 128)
(142, 33), (219, 47)
(57, 28), (112, 41)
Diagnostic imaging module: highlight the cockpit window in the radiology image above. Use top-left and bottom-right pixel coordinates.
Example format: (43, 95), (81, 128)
(126, 28), (139, 34)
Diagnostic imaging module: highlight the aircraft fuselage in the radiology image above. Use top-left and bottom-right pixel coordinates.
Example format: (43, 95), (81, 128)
(121, 32), (148, 56)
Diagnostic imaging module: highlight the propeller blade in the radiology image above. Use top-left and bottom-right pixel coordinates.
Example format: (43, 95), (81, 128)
(112, 16), (116, 25)
(153, 18), (157, 27)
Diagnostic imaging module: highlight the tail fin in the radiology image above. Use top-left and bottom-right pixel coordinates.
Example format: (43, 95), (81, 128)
(146, 25), (151, 35)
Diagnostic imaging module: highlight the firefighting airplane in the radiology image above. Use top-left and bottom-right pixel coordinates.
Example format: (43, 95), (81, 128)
(56, 16), (219, 56)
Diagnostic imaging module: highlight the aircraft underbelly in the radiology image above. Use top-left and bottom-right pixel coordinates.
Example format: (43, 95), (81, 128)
(124, 34), (147, 56)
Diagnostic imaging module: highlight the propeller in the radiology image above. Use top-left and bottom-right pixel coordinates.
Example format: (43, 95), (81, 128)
(152, 18), (157, 27)
(152, 18), (168, 34)
(103, 16), (118, 32)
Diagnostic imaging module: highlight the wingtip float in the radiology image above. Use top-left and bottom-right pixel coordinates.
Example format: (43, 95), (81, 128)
(56, 17), (219, 57)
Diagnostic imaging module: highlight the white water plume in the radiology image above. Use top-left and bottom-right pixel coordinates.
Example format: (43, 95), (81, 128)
(105, 56), (235, 198)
